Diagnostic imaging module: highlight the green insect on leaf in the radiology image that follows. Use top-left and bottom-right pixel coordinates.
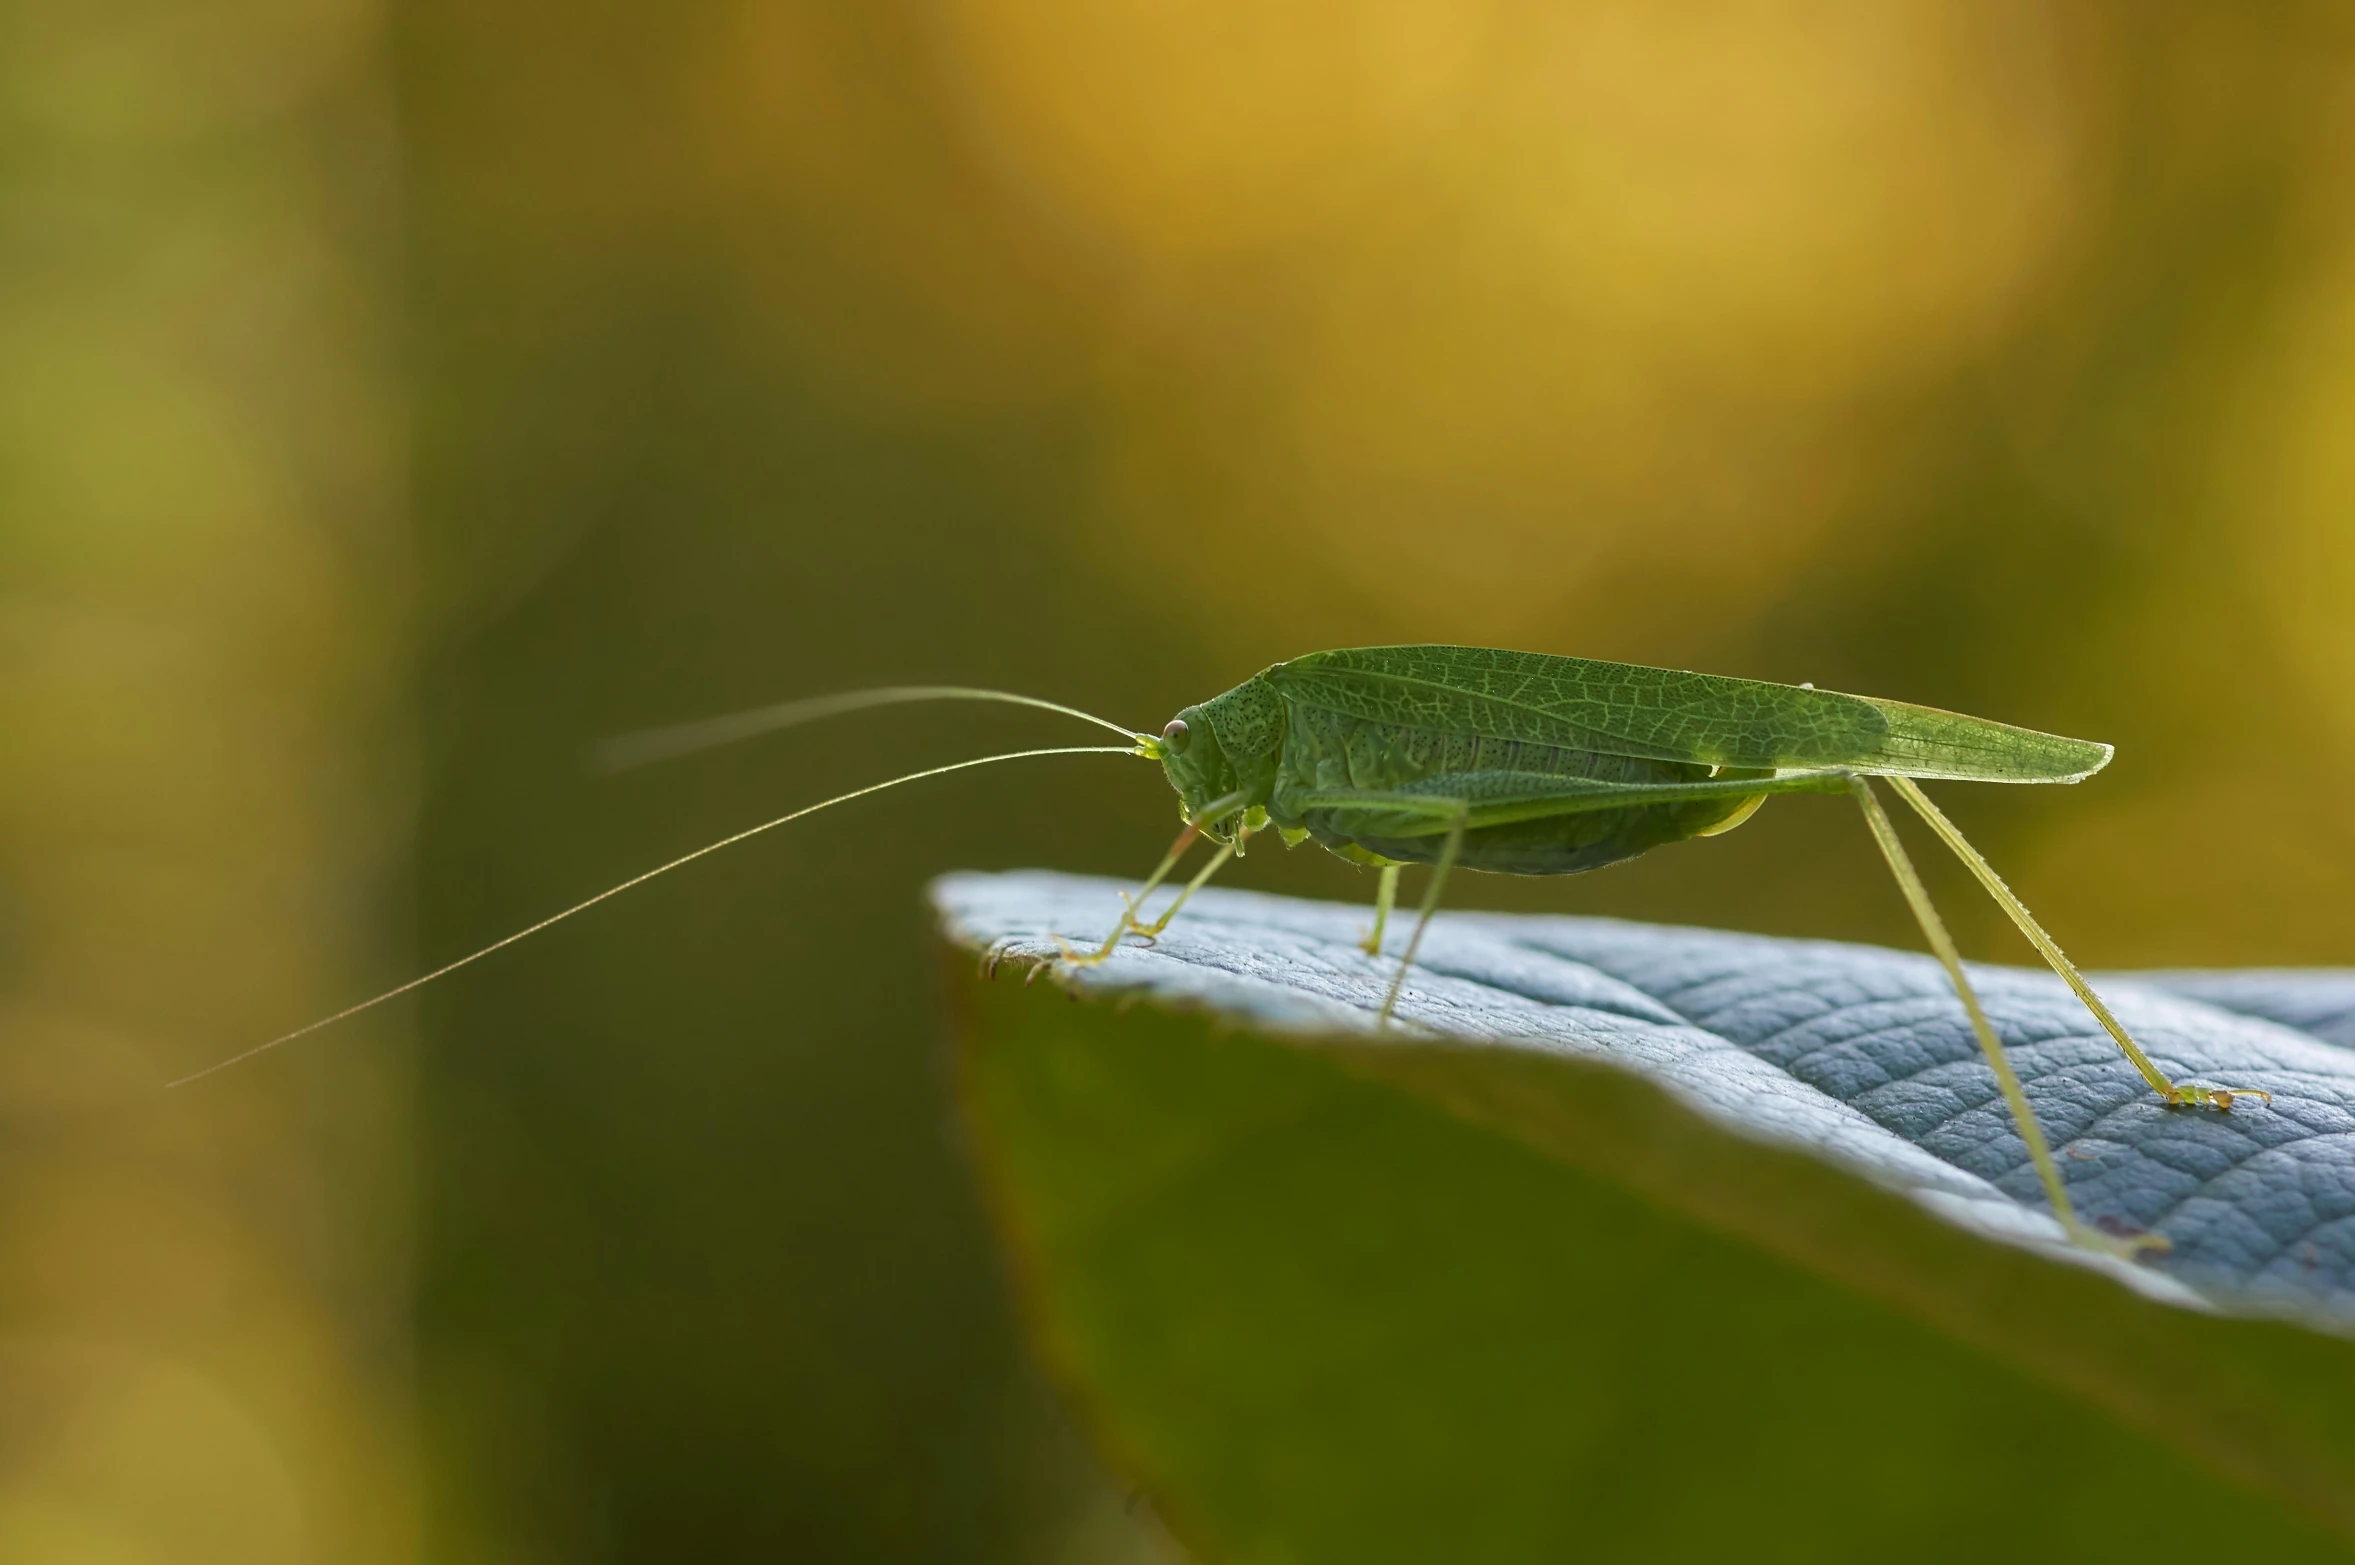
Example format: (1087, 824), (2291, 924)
(177, 646), (2252, 1262)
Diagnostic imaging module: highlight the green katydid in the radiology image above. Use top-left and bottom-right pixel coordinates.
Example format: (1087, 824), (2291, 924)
(178, 645), (2263, 1256)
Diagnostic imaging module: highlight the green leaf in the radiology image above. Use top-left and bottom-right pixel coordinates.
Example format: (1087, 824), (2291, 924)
(938, 872), (2355, 1564)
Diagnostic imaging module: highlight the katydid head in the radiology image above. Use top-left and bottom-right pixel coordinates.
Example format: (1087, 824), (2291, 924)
(1148, 705), (1242, 826)
(1149, 671), (1289, 834)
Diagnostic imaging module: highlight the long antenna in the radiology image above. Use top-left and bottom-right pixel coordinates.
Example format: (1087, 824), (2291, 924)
(170, 743), (1141, 1088)
(597, 686), (1143, 771)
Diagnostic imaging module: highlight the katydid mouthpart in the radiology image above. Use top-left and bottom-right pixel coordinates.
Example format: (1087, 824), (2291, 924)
(176, 647), (2261, 1257)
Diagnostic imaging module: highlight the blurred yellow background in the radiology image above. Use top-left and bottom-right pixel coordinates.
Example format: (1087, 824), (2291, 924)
(8, 1), (2355, 1560)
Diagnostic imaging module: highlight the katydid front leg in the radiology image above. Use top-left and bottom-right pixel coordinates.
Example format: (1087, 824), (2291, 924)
(1129, 833), (1242, 940)
(1056, 790), (1251, 966)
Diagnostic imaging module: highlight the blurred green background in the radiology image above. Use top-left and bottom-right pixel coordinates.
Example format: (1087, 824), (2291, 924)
(9, 1), (2355, 1560)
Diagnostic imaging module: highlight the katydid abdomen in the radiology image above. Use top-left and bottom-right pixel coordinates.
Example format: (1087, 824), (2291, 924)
(1270, 702), (1763, 876)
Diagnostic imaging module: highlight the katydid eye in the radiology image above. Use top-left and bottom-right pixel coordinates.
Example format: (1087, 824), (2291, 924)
(1161, 718), (1189, 751)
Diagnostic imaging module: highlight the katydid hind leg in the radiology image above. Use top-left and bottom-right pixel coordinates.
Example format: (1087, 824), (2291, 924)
(1297, 770), (1846, 841)
(1885, 776), (2269, 1112)
(1849, 778), (2162, 1258)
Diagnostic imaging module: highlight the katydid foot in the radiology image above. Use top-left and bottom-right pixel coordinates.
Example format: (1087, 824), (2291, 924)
(2157, 1080), (2272, 1112)
(1052, 898), (1151, 967)
(2066, 1218), (2173, 1261)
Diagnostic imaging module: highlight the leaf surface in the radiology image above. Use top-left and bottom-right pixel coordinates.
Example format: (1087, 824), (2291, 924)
(939, 871), (2355, 1564)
